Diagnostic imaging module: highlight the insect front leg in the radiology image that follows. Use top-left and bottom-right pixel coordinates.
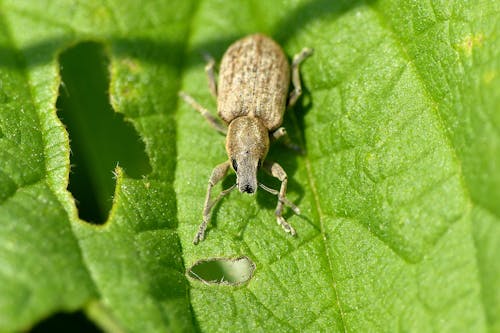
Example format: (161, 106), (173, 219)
(178, 92), (227, 134)
(194, 161), (234, 244)
(288, 47), (313, 108)
(262, 161), (300, 236)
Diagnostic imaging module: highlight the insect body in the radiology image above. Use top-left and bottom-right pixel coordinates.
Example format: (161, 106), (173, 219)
(180, 34), (312, 244)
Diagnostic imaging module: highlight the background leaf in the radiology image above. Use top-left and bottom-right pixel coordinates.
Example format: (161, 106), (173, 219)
(0, 0), (498, 332)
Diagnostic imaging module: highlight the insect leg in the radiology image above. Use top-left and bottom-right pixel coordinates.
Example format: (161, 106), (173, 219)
(271, 127), (287, 141)
(259, 182), (300, 214)
(270, 127), (304, 154)
(178, 92), (227, 134)
(288, 47), (313, 108)
(262, 161), (298, 236)
(194, 161), (232, 244)
(203, 53), (218, 98)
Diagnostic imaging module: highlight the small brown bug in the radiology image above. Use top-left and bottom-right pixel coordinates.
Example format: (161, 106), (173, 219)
(180, 34), (312, 244)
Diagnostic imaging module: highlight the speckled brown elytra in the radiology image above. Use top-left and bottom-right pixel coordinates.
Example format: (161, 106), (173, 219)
(180, 34), (312, 244)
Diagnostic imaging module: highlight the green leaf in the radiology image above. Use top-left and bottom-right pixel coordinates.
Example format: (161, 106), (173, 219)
(1, 0), (499, 332)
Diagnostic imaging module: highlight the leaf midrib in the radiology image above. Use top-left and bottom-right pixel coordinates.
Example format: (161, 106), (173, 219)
(303, 156), (347, 332)
(368, 4), (475, 218)
(296, 4), (485, 331)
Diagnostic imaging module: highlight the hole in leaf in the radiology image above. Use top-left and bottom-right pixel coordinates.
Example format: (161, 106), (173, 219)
(57, 42), (151, 224)
(30, 311), (102, 333)
(188, 256), (256, 285)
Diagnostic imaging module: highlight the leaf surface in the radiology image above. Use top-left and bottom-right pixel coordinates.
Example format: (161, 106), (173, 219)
(0, 0), (498, 332)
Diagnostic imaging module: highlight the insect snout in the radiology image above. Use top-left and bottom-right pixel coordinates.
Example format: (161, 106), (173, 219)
(236, 173), (258, 194)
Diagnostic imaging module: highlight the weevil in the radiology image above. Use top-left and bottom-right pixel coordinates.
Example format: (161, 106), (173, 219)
(180, 34), (312, 244)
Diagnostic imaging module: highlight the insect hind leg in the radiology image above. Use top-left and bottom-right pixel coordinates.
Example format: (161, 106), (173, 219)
(288, 48), (313, 108)
(203, 53), (218, 98)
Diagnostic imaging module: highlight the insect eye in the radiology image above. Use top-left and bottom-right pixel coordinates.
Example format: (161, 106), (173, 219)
(232, 159), (238, 171)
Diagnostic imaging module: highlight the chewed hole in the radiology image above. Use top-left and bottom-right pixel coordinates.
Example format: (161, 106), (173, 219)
(57, 42), (151, 224)
(31, 310), (102, 333)
(188, 256), (256, 285)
